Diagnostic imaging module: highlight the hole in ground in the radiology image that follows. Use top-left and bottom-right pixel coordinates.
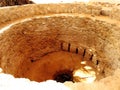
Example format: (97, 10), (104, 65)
(22, 51), (98, 83)
(0, 14), (117, 84)
(54, 70), (73, 83)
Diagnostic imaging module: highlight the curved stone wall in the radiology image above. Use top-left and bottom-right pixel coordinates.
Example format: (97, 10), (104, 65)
(0, 3), (120, 82)
(0, 3), (120, 28)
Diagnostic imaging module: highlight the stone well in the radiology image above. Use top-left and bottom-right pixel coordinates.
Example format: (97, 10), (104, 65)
(0, 2), (120, 83)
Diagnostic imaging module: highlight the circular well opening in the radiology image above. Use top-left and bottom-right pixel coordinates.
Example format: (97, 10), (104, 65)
(0, 13), (119, 83)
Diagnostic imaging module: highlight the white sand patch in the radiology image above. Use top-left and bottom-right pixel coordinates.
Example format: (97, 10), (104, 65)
(0, 70), (70, 90)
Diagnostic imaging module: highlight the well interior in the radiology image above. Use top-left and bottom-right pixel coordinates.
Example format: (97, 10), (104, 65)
(0, 2), (120, 83)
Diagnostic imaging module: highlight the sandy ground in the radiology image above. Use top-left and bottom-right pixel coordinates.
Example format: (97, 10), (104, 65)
(31, 0), (120, 3)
